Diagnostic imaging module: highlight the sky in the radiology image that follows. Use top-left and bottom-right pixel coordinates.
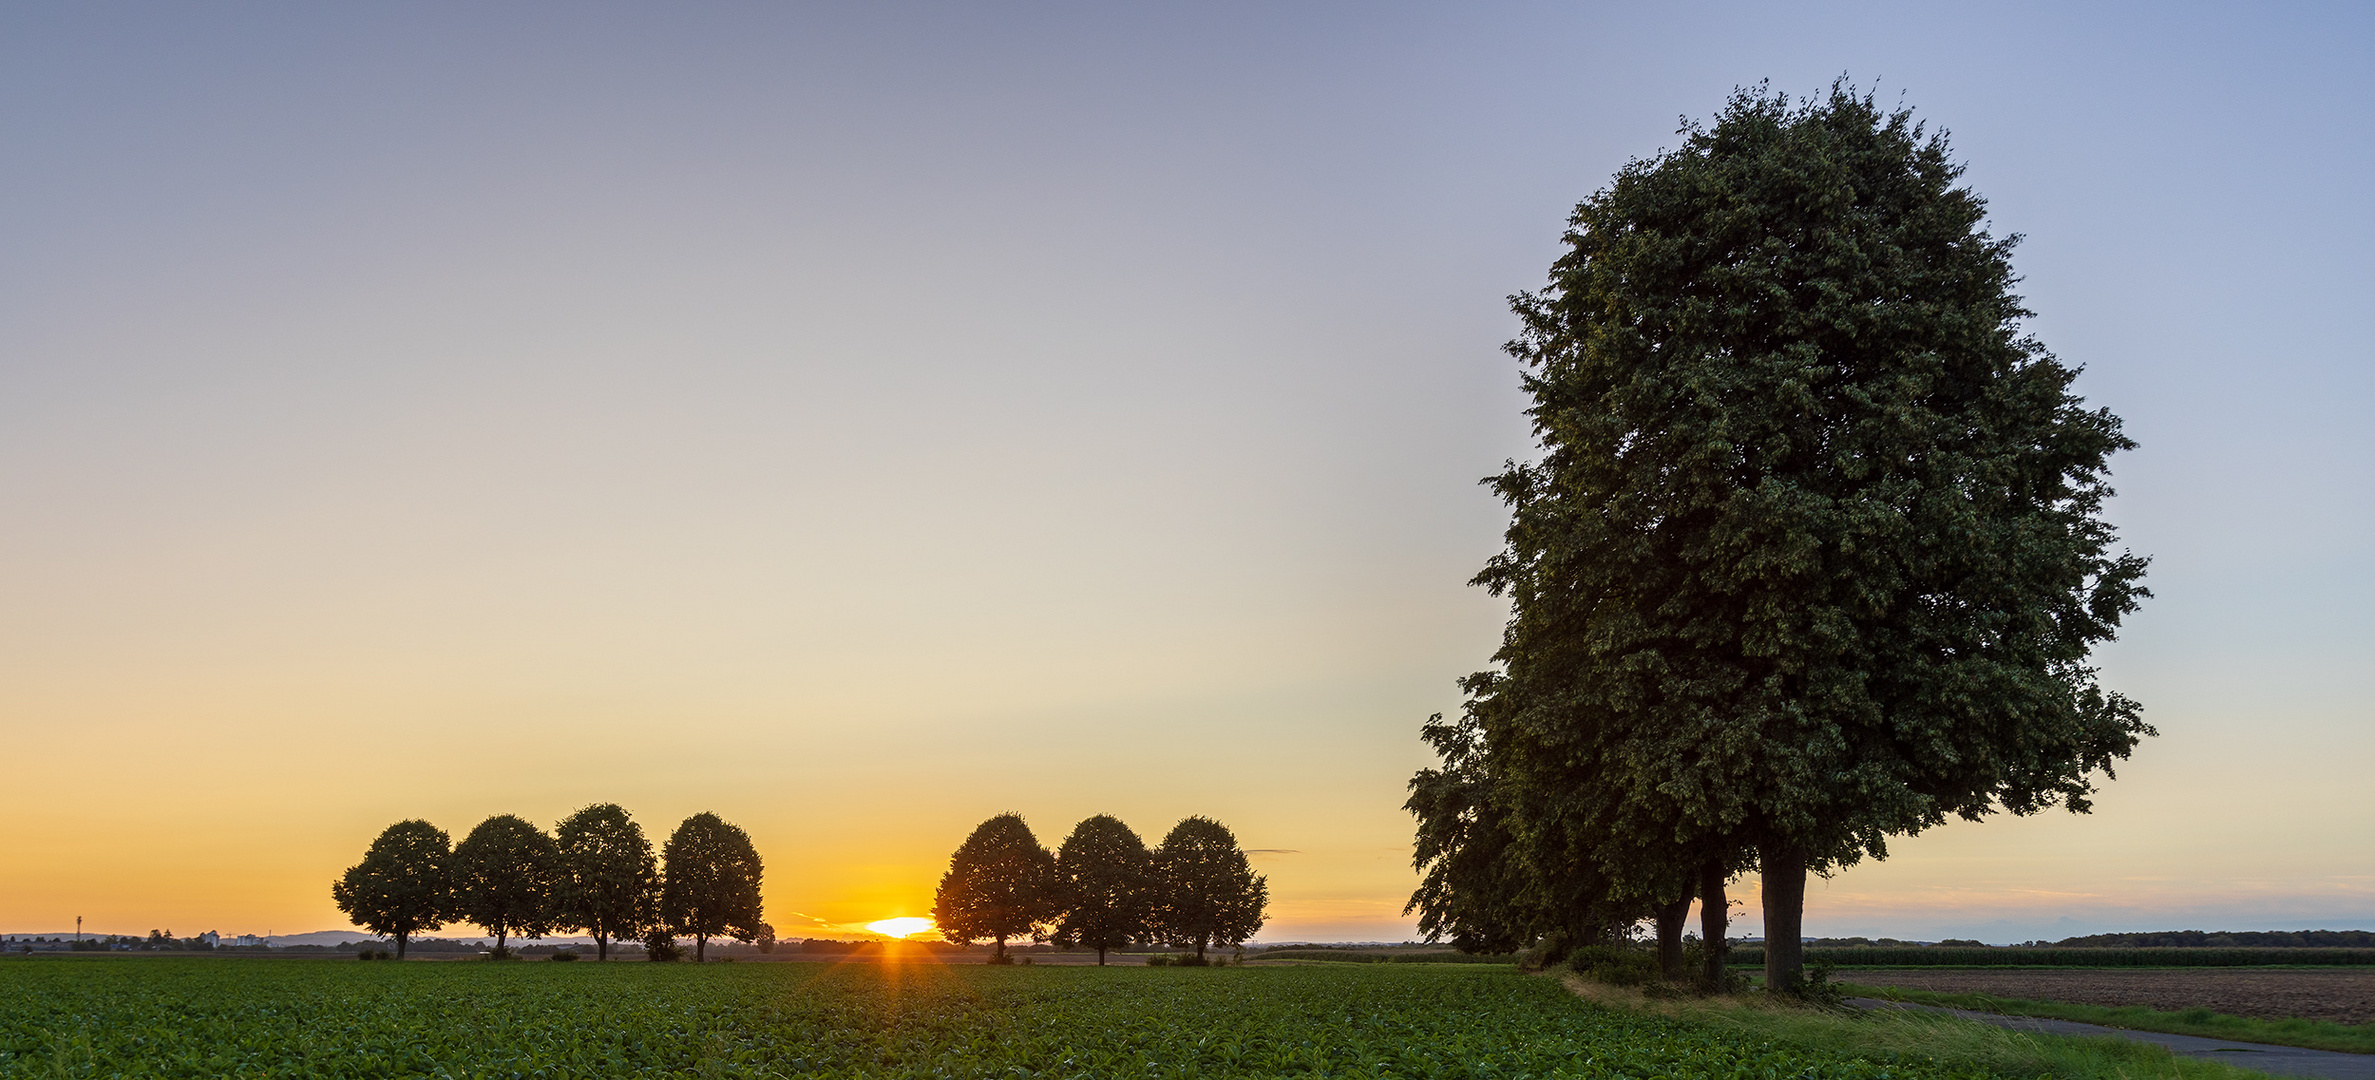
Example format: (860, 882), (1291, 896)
(2, 2), (2369, 946)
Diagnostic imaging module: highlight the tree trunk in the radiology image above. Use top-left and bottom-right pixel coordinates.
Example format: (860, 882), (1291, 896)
(1654, 885), (1693, 982)
(1698, 861), (1728, 990)
(1195, 936), (1208, 961)
(696, 933), (708, 962)
(396, 932), (408, 960)
(495, 929), (507, 957)
(1097, 945), (1107, 966)
(993, 935), (1007, 962)
(596, 933), (608, 962)
(1762, 844), (1807, 995)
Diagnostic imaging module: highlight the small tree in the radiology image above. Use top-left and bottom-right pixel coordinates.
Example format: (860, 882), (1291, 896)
(1051, 815), (1151, 965)
(661, 812), (765, 962)
(1149, 817), (1267, 961)
(931, 813), (1058, 963)
(451, 814), (560, 956)
(553, 803), (659, 961)
(331, 819), (453, 959)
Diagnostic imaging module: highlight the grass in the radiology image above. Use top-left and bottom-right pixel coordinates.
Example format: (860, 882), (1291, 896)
(0, 954), (2104, 1079)
(1726, 947), (2375, 968)
(1840, 981), (2375, 1055)
(1560, 974), (2286, 1080)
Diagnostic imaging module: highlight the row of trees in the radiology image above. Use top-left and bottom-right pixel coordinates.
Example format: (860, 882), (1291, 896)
(332, 805), (765, 961)
(933, 814), (1267, 964)
(1407, 83), (2150, 992)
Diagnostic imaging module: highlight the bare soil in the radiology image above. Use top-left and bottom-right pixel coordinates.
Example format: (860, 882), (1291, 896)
(1845, 968), (2375, 1026)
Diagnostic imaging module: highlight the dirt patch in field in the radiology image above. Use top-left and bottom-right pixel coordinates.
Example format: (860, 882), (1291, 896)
(1845, 968), (2375, 1026)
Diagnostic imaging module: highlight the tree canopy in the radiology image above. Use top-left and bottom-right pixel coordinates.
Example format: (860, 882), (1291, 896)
(1149, 817), (1267, 960)
(330, 819), (452, 959)
(931, 813), (1059, 962)
(553, 803), (659, 961)
(660, 812), (766, 962)
(1051, 814), (1153, 965)
(1413, 81), (2150, 991)
(450, 814), (560, 955)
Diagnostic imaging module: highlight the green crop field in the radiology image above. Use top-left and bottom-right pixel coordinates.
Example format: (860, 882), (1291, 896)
(0, 957), (2003, 1080)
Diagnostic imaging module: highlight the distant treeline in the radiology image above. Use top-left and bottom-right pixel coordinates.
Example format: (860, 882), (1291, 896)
(1726, 946), (2375, 968)
(2049, 930), (2374, 949)
(1253, 949), (1516, 965)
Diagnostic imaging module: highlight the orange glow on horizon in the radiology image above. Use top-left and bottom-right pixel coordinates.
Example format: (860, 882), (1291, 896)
(866, 917), (935, 939)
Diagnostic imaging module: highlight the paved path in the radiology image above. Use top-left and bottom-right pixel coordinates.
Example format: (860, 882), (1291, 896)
(1847, 998), (2375, 1080)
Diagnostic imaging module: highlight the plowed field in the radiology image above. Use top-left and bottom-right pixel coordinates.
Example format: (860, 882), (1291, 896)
(1849, 967), (2375, 1024)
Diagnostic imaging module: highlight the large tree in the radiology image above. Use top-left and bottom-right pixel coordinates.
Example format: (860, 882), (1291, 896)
(451, 814), (560, 956)
(1149, 817), (1267, 962)
(553, 803), (659, 961)
(660, 812), (765, 962)
(331, 819), (453, 959)
(1445, 81), (2151, 993)
(931, 813), (1059, 963)
(1051, 814), (1152, 965)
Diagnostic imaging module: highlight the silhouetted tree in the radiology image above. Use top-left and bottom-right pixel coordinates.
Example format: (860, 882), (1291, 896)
(1051, 815), (1151, 964)
(451, 814), (560, 956)
(331, 819), (453, 959)
(1447, 79), (2151, 993)
(553, 803), (658, 961)
(931, 813), (1058, 963)
(660, 812), (765, 962)
(1149, 817), (1266, 961)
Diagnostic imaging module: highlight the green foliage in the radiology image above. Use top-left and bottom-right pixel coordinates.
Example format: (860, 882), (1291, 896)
(1418, 79), (2152, 990)
(931, 813), (1059, 962)
(1570, 945), (1663, 987)
(329, 819), (452, 959)
(1148, 817), (1267, 960)
(0, 958), (2176, 1079)
(451, 814), (561, 954)
(1726, 945), (2375, 967)
(1402, 712), (1539, 953)
(552, 803), (659, 961)
(661, 812), (766, 962)
(641, 929), (681, 962)
(1050, 815), (1152, 964)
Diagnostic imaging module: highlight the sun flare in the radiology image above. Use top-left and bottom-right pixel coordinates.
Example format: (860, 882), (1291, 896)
(865, 917), (936, 939)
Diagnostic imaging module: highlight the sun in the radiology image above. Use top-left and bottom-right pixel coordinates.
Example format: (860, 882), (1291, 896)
(865, 917), (936, 939)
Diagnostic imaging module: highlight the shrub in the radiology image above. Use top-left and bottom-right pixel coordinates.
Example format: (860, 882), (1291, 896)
(549, 951), (578, 962)
(1144, 953), (1173, 966)
(1569, 945), (1660, 987)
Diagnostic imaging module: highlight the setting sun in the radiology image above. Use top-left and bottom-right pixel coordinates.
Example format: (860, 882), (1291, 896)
(865, 917), (936, 939)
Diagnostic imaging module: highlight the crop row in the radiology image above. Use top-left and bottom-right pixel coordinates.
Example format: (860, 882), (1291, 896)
(2, 957), (2004, 1079)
